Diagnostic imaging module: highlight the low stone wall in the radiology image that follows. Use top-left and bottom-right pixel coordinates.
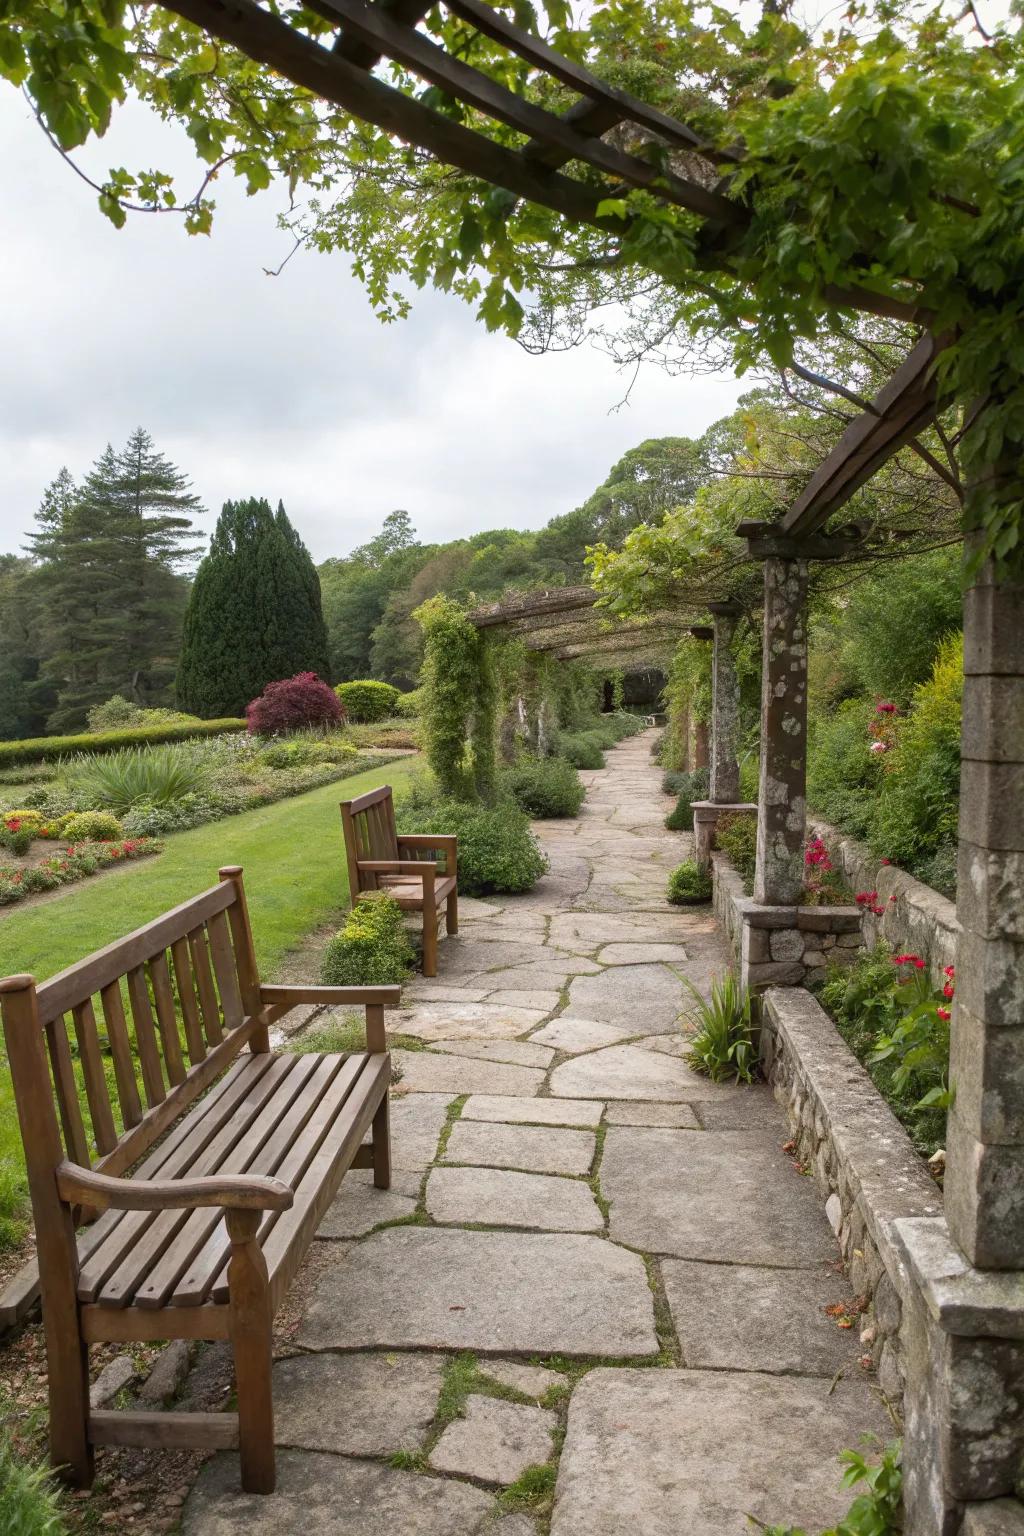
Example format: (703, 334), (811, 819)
(710, 852), (862, 989)
(760, 987), (944, 1414)
(809, 814), (959, 984)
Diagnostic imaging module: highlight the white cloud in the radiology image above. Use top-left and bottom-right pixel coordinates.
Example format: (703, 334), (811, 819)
(0, 90), (744, 563)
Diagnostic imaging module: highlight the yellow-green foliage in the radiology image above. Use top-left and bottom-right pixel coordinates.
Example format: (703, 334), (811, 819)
(320, 892), (414, 986)
(61, 811), (125, 843)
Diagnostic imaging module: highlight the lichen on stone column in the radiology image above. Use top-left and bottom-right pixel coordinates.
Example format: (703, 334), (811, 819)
(753, 557), (809, 906)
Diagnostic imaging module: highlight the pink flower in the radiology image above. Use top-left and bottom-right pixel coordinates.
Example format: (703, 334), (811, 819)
(876, 702), (897, 714)
(870, 741), (887, 753)
(880, 858), (891, 866)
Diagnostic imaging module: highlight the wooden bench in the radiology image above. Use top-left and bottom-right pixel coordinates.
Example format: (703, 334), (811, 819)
(340, 784), (458, 976)
(0, 865), (397, 1495)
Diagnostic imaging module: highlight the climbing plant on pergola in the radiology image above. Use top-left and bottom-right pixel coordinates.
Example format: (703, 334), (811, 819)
(4, 3), (1024, 1530)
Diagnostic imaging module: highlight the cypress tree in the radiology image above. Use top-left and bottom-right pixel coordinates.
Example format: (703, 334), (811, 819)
(176, 498), (330, 717)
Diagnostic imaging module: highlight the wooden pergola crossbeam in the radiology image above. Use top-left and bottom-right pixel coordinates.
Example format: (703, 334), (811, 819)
(778, 333), (946, 538)
(525, 620), (690, 653)
(470, 585), (599, 628)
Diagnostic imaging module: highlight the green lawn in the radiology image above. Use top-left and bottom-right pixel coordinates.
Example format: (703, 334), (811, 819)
(0, 753), (422, 1243)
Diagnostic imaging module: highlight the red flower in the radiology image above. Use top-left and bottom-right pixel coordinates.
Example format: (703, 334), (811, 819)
(937, 1007), (951, 1022)
(876, 702), (897, 714)
(893, 954), (926, 970)
(943, 982), (955, 999)
(889, 895), (897, 904)
(880, 858), (891, 866)
(944, 965), (956, 978)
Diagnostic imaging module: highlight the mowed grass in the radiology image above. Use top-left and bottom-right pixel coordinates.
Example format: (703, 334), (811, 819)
(0, 753), (422, 1244)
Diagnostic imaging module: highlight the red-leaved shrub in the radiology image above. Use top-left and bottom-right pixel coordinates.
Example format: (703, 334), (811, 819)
(246, 673), (344, 735)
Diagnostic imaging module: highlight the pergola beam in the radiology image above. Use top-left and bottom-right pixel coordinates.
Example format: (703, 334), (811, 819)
(778, 333), (946, 538)
(470, 586), (599, 628)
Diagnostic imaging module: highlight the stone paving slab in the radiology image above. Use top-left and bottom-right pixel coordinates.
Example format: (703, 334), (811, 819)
(547, 913), (691, 951)
(597, 943), (690, 966)
(697, 1087), (787, 1130)
(429, 1395), (557, 1484)
(483, 1360), (564, 1399)
(601, 1127), (839, 1264)
(564, 967), (684, 1033)
(393, 1053), (545, 1097)
(461, 1095), (604, 1128)
(550, 1369), (892, 1536)
(602, 1102), (701, 1130)
(318, 1167), (421, 1238)
(389, 1093), (456, 1168)
(550, 1045), (719, 1102)
(273, 1351), (443, 1453)
(391, 1001), (549, 1041)
(295, 1230), (658, 1355)
(485, 989), (563, 1012)
(401, 984), (493, 1004)
(426, 1166), (603, 1231)
(443, 1120), (596, 1175)
(529, 1017), (635, 1053)
(184, 1452), (495, 1535)
(663, 1260), (860, 1375)
(431, 1039), (555, 1068)
(469, 962), (602, 990)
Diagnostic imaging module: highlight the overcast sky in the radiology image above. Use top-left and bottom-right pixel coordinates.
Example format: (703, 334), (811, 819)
(0, 88), (745, 565)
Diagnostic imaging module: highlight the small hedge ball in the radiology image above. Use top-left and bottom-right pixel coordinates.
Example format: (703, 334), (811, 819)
(321, 892), (414, 987)
(334, 680), (401, 722)
(667, 860), (712, 905)
(502, 755), (585, 818)
(61, 810), (125, 843)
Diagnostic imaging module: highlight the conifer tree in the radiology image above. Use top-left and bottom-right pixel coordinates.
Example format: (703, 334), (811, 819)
(176, 497), (330, 717)
(25, 434), (203, 730)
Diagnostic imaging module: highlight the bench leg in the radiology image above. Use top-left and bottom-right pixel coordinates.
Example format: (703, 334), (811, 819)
(372, 1094), (391, 1190)
(46, 1289), (93, 1487)
(446, 887), (459, 936)
(226, 1210), (276, 1495)
(422, 904), (438, 977)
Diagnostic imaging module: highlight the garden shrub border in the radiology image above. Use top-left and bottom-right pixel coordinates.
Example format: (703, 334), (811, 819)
(0, 717), (246, 765)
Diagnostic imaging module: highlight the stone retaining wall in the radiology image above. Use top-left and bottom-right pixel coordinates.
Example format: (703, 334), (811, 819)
(760, 987), (944, 1415)
(809, 815), (959, 984)
(710, 852), (862, 990)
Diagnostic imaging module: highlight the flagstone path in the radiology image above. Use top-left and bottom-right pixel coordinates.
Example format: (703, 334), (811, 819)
(183, 731), (889, 1536)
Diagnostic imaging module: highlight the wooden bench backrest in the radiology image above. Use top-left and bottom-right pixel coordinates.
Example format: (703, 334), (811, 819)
(339, 784), (398, 898)
(0, 866), (264, 1194)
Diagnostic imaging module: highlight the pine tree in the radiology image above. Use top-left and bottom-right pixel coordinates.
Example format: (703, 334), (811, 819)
(24, 435), (203, 731)
(176, 498), (331, 717)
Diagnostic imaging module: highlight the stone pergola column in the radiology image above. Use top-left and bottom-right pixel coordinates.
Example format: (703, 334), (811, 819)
(690, 607), (755, 869)
(895, 546), (1024, 1536)
(707, 602), (742, 803)
(753, 556), (809, 906)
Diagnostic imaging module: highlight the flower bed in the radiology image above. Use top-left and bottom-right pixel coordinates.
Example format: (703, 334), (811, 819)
(0, 838), (161, 906)
(7, 737), (408, 840)
(816, 945), (953, 1160)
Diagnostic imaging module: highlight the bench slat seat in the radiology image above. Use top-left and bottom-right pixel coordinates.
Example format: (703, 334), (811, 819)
(0, 865), (398, 1497)
(341, 784), (459, 976)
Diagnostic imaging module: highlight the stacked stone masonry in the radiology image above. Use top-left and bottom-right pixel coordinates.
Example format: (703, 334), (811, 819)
(759, 987), (944, 1416)
(711, 852), (863, 991)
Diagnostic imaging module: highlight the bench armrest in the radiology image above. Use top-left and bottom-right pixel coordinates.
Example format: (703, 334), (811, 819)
(397, 835), (458, 876)
(356, 860), (436, 876)
(56, 1161), (294, 1214)
(259, 984), (401, 1008)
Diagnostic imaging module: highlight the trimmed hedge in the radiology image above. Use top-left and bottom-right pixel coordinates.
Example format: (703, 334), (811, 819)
(320, 891), (414, 986)
(335, 680), (402, 722)
(0, 718), (246, 766)
(502, 755), (585, 818)
(667, 860), (712, 905)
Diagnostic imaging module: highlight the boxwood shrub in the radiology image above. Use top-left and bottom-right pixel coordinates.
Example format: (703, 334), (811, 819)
(665, 767), (710, 831)
(0, 718), (246, 766)
(667, 860), (712, 905)
(501, 755), (585, 818)
(397, 790), (548, 896)
(556, 731), (605, 770)
(321, 892), (414, 986)
(335, 680), (402, 722)
(715, 811), (758, 891)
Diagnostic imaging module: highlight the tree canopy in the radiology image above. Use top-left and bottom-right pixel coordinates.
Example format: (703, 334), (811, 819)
(3, 1), (1022, 566)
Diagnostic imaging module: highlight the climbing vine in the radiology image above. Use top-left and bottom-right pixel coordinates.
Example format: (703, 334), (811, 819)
(415, 596), (494, 801)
